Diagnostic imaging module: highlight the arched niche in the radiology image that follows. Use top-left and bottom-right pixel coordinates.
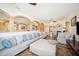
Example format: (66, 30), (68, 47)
(32, 21), (40, 31)
(0, 9), (11, 32)
(11, 16), (31, 31)
(40, 22), (44, 31)
(32, 21), (44, 31)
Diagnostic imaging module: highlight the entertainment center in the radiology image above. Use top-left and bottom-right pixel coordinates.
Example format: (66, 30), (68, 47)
(66, 39), (79, 56)
(66, 21), (79, 56)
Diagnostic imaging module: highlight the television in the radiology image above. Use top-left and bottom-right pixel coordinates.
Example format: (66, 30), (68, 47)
(76, 22), (79, 35)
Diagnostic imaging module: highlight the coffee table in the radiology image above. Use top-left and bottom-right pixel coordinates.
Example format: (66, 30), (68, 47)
(30, 39), (56, 56)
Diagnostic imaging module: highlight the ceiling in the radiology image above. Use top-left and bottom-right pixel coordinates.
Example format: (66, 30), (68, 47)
(0, 3), (79, 23)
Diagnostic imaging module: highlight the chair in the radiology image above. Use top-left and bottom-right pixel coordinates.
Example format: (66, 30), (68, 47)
(57, 32), (72, 44)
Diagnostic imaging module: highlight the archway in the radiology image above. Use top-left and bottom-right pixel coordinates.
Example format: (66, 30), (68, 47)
(0, 9), (11, 32)
(32, 21), (44, 31)
(40, 22), (44, 31)
(10, 16), (31, 31)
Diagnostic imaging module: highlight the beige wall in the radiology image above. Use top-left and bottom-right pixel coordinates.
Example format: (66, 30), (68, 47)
(63, 10), (79, 41)
(44, 23), (49, 34)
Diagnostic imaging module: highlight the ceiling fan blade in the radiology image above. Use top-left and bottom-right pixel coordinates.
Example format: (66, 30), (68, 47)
(29, 3), (36, 6)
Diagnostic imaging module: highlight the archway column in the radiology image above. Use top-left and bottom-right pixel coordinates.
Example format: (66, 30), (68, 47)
(9, 18), (15, 32)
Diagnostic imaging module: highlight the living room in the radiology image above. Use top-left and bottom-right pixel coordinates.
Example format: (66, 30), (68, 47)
(0, 3), (79, 56)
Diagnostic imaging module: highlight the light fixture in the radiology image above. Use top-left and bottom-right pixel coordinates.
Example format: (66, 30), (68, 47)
(29, 3), (37, 6)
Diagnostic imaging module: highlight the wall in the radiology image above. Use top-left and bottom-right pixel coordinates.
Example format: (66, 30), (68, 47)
(63, 10), (79, 41)
(44, 23), (49, 34)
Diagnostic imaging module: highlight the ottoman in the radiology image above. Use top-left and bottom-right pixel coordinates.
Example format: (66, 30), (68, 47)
(30, 39), (56, 56)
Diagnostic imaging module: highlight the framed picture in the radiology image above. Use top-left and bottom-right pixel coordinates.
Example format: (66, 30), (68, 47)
(71, 16), (77, 26)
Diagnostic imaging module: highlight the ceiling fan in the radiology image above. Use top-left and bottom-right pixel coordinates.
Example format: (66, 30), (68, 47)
(29, 3), (37, 6)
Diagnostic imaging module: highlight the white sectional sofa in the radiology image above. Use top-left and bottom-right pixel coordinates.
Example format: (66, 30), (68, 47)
(0, 31), (46, 56)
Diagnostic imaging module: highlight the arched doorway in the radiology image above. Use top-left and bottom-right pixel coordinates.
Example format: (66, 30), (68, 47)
(40, 22), (44, 31)
(0, 9), (11, 32)
(10, 16), (31, 31)
(32, 21), (44, 31)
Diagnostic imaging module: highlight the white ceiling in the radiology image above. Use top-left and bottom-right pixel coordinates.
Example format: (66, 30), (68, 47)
(0, 3), (79, 22)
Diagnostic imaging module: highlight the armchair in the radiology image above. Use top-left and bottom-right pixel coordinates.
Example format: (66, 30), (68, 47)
(57, 32), (72, 44)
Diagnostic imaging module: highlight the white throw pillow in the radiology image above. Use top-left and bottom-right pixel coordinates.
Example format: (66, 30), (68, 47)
(31, 33), (35, 39)
(9, 36), (17, 46)
(15, 35), (23, 44)
(0, 39), (4, 50)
